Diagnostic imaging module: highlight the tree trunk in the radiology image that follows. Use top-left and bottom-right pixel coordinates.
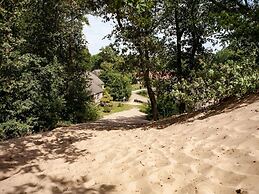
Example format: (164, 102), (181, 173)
(189, 0), (199, 70)
(179, 102), (186, 114)
(143, 69), (158, 121)
(175, 7), (182, 76)
(256, 49), (259, 66)
(175, 6), (186, 113)
(140, 34), (159, 121)
(189, 31), (198, 69)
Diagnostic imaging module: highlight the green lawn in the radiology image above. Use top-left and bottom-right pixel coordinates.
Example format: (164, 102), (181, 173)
(131, 84), (143, 91)
(136, 90), (148, 97)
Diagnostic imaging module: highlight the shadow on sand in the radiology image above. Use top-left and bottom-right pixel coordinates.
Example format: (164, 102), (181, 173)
(4, 168), (115, 194)
(0, 112), (149, 193)
(0, 129), (92, 175)
(72, 114), (149, 131)
(0, 128), (116, 194)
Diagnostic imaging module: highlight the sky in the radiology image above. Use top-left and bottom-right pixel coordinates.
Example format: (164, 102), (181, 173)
(83, 15), (222, 55)
(83, 15), (114, 55)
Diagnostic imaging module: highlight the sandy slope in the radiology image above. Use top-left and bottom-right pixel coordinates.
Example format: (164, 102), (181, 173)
(0, 98), (259, 194)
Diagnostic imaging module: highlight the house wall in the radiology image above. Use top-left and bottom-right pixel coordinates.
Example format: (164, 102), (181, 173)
(93, 92), (103, 103)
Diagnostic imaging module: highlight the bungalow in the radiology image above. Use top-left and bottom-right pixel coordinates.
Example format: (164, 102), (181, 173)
(88, 72), (104, 103)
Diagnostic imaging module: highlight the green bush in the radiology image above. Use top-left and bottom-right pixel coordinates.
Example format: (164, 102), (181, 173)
(149, 53), (259, 119)
(139, 103), (153, 120)
(100, 71), (132, 101)
(103, 106), (112, 113)
(157, 95), (180, 118)
(84, 103), (101, 121)
(0, 120), (32, 140)
(100, 90), (113, 104)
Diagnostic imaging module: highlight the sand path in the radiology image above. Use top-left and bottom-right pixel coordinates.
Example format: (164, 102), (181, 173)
(127, 89), (148, 105)
(101, 108), (149, 125)
(0, 96), (259, 194)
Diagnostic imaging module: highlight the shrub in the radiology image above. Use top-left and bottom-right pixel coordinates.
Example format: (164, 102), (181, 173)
(100, 71), (132, 101)
(157, 95), (180, 118)
(100, 90), (113, 103)
(139, 103), (153, 120)
(103, 106), (112, 113)
(0, 120), (32, 140)
(84, 103), (101, 121)
(149, 54), (259, 119)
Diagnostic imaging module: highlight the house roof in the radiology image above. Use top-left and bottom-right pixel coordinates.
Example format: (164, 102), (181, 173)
(88, 72), (104, 95)
(92, 69), (102, 77)
(89, 72), (104, 86)
(89, 81), (103, 95)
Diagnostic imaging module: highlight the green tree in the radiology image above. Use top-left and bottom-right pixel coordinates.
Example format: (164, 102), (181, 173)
(158, 0), (216, 113)
(210, 0), (259, 63)
(100, 0), (165, 120)
(0, 0), (47, 138)
(90, 54), (103, 70)
(0, 0), (97, 139)
(162, 0), (214, 75)
(21, 0), (94, 123)
(90, 46), (126, 72)
(100, 64), (132, 101)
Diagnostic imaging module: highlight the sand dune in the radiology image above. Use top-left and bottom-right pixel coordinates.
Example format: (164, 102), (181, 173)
(0, 98), (259, 194)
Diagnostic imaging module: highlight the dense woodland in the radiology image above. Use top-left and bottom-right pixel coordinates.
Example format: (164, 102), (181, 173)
(1, 0), (258, 139)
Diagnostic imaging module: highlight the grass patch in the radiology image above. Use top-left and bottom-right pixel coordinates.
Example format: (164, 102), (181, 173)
(139, 103), (149, 113)
(132, 84), (143, 91)
(136, 90), (148, 97)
